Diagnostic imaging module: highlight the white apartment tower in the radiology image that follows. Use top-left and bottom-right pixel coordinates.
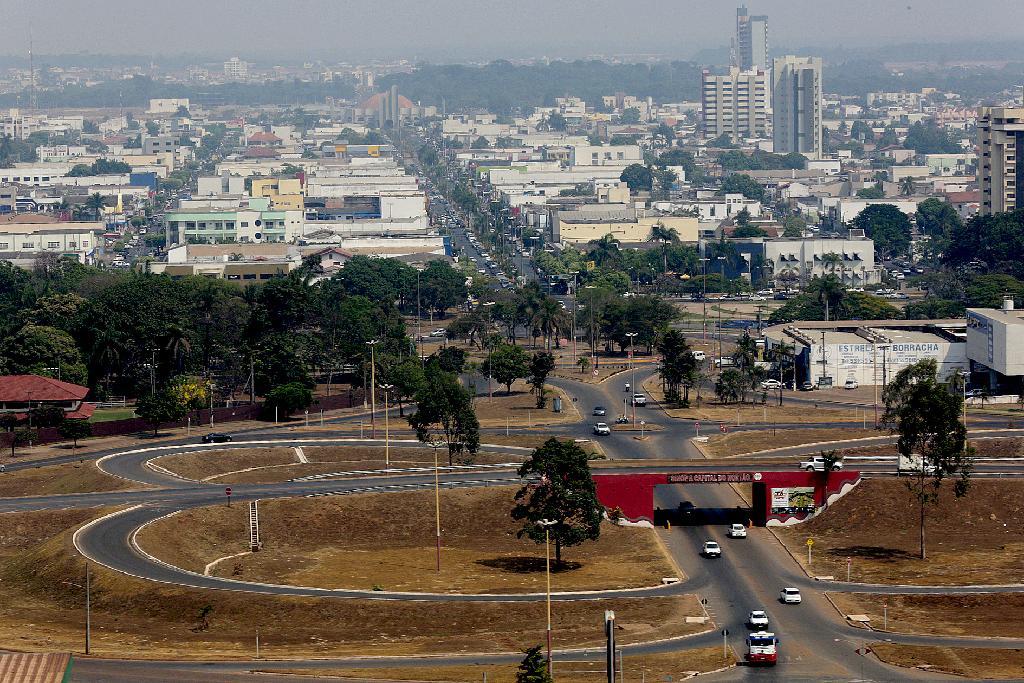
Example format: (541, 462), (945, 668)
(772, 56), (822, 160)
(978, 107), (1024, 216)
(736, 5), (769, 71)
(701, 68), (769, 141)
(223, 57), (249, 80)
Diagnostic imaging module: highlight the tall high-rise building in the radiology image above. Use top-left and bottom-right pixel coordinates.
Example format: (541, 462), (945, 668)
(701, 68), (769, 141)
(736, 5), (769, 71)
(978, 107), (1024, 215)
(223, 57), (249, 80)
(772, 56), (822, 159)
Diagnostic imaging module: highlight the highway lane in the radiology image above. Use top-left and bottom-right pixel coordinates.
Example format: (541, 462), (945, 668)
(550, 371), (976, 681)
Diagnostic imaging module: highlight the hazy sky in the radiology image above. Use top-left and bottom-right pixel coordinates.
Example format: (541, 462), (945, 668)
(2, 0), (1022, 62)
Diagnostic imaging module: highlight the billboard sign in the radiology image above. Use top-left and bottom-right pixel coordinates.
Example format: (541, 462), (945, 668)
(770, 486), (816, 515)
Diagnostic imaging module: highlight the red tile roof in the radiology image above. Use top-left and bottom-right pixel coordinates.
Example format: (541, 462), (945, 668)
(945, 190), (980, 203)
(0, 375), (89, 402)
(0, 653), (72, 683)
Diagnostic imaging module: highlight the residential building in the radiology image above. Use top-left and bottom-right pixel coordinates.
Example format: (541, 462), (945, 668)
(223, 57), (249, 80)
(250, 177), (304, 210)
(0, 185), (15, 213)
(147, 98), (190, 115)
(701, 67), (769, 140)
(148, 243), (298, 281)
(0, 375), (94, 420)
(164, 208), (303, 245)
(736, 5), (769, 71)
(568, 144), (643, 167)
(772, 56), (823, 159)
(553, 206), (698, 244)
(977, 106), (1024, 215)
(142, 135), (178, 155)
(704, 236), (879, 286)
(0, 221), (102, 266)
(197, 174), (245, 196)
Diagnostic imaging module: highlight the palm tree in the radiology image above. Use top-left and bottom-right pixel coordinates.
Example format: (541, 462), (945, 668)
(899, 176), (915, 196)
(807, 275), (845, 321)
(89, 328), (123, 395)
(531, 297), (570, 351)
(589, 234), (620, 267)
(85, 193), (106, 222)
(163, 325), (192, 374)
(648, 222), (680, 275)
(822, 252), (843, 285)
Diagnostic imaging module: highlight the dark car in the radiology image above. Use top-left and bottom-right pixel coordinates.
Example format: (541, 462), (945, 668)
(592, 406), (608, 416)
(202, 433), (232, 444)
(799, 381), (816, 391)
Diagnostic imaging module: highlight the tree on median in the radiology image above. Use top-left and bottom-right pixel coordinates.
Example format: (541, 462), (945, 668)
(135, 389), (188, 436)
(10, 427), (37, 458)
(59, 419), (92, 450)
(482, 343), (530, 394)
(264, 382), (313, 420)
(528, 351), (556, 408)
(408, 361), (480, 466)
(516, 645), (553, 683)
(511, 438), (602, 565)
(882, 358), (972, 560)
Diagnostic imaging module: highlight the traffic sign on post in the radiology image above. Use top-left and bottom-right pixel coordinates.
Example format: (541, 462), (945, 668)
(719, 423), (727, 433)
(225, 487), (232, 507)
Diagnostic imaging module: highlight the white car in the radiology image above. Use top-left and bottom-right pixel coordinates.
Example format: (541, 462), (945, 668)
(631, 393), (647, 406)
(593, 422), (611, 436)
(747, 610), (769, 628)
(761, 379), (783, 390)
(844, 378), (859, 390)
(702, 541), (722, 558)
(728, 523), (747, 538)
(800, 456), (843, 472)
(692, 351), (707, 361)
(779, 587), (802, 604)
(429, 328), (447, 338)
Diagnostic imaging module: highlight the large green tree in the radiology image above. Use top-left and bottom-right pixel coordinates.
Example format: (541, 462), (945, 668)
(482, 344), (530, 394)
(619, 163), (652, 192)
(511, 438), (602, 564)
(135, 388), (189, 436)
(264, 382), (313, 419)
(852, 204), (912, 259)
(408, 362), (480, 465)
(882, 359), (972, 560)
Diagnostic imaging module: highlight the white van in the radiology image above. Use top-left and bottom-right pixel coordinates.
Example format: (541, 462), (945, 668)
(692, 351), (707, 361)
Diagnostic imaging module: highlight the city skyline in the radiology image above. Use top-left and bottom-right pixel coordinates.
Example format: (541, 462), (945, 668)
(1, 0), (1023, 61)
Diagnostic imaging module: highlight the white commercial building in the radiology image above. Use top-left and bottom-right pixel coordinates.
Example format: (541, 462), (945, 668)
(0, 222), (103, 266)
(764, 320), (967, 388)
(568, 144), (643, 167)
(967, 303), (1024, 390)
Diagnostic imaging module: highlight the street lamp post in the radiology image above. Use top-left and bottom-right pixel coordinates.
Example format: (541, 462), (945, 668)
(716, 256), (726, 366)
(537, 519), (557, 675)
(626, 332), (638, 426)
(431, 439), (444, 572)
(584, 285), (597, 364)
(366, 340), (380, 438)
(380, 383), (393, 468)
(699, 257), (710, 342)
(481, 301), (496, 398)
(570, 270), (579, 365)
(62, 561), (90, 655)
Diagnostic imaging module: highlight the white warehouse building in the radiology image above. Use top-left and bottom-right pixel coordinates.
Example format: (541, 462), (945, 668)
(763, 320), (967, 388)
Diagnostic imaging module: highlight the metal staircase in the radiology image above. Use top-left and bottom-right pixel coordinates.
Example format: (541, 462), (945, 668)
(249, 500), (261, 551)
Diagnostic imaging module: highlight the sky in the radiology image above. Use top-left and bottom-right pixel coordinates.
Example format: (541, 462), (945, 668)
(1, 0), (1022, 62)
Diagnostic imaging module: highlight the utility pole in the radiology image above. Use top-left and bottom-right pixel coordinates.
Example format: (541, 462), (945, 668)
(820, 329), (828, 388)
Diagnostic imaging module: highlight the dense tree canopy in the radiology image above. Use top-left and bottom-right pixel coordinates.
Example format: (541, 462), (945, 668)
(852, 204), (912, 259)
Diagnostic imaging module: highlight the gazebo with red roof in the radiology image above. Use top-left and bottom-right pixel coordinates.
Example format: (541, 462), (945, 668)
(0, 375), (94, 420)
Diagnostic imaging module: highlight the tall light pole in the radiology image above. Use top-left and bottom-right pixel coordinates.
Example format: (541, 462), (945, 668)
(537, 519), (557, 675)
(626, 332), (638, 426)
(699, 257), (710, 342)
(570, 270), (579, 365)
(380, 383), (393, 468)
(62, 561), (90, 655)
(366, 340), (380, 438)
(430, 439), (444, 572)
(416, 269), (423, 361)
(716, 256), (726, 365)
(584, 285), (597, 364)
(482, 301), (496, 398)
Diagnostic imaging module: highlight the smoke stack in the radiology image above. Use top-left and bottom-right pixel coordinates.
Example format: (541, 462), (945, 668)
(1003, 297), (1015, 311)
